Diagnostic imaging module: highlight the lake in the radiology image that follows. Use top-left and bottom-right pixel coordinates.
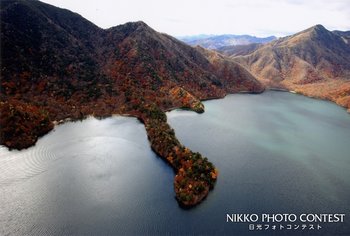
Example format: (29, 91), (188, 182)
(1, 91), (350, 235)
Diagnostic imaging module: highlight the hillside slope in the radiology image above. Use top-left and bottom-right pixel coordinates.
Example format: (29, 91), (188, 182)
(1, 1), (263, 122)
(217, 43), (262, 57)
(0, 0), (263, 207)
(233, 25), (350, 111)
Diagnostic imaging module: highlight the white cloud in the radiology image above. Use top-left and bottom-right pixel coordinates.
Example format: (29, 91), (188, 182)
(41, 0), (350, 37)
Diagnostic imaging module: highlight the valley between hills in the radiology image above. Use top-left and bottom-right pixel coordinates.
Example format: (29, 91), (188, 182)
(1, 0), (349, 207)
(220, 25), (350, 111)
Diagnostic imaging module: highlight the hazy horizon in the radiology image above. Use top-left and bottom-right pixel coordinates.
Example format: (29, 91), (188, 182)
(29, 0), (350, 37)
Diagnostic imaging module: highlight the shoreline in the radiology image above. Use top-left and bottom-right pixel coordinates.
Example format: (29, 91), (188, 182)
(1, 100), (218, 207)
(4, 87), (349, 151)
(1, 88), (348, 206)
(266, 88), (349, 112)
(3, 86), (348, 151)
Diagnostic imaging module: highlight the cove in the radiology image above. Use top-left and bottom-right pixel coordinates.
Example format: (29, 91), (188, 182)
(0, 91), (350, 235)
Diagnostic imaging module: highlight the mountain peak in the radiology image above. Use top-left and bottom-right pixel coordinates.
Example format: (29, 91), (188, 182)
(134, 21), (148, 26)
(312, 24), (326, 30)
(301, 24), (330, 37)
(112, 20), (154, 35)
(284, 24), (331, 44)
(0, 0), (264, 152)
(232, 23), (350, 112)
(309, 24), (327, 33)
(125, 21), (149, 29)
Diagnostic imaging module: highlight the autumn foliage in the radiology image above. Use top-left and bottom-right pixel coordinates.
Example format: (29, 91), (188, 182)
(232, 25), (350, 111)
(0, 100), (53, 150)
(0, 0), (265, 207)
(129, 103), (218, 207)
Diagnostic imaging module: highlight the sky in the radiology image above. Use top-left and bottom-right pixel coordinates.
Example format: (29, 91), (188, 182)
(41, 0), (350, 37)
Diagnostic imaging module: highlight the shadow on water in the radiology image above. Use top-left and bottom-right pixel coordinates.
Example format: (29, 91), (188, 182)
(0, 92), (350, 235)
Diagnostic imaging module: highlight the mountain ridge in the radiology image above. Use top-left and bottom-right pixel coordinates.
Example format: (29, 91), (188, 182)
(180, 34), (276, 49)
(216, 43), (262, 57)
(0, 0), (263, 207)
(231, 24), (350, 111)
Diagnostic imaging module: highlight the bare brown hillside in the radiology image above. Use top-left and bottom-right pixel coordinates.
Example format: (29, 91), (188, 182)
(233, 25), (350, 111)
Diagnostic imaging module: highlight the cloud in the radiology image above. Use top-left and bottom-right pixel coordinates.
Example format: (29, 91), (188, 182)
(41, 0), (350, 37)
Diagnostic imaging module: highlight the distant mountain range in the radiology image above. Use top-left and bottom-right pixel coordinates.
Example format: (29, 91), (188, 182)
(180, 26), (350, 112)
(217, 43), (262, 57)
(179, 34), (276, 49)
(231, 25), (350, 111)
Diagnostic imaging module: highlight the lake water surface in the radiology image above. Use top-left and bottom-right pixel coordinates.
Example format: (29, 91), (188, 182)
(1, 91), (350, 235)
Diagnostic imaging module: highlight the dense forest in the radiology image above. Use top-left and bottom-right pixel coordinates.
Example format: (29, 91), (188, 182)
(0, 0), (263, 206)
